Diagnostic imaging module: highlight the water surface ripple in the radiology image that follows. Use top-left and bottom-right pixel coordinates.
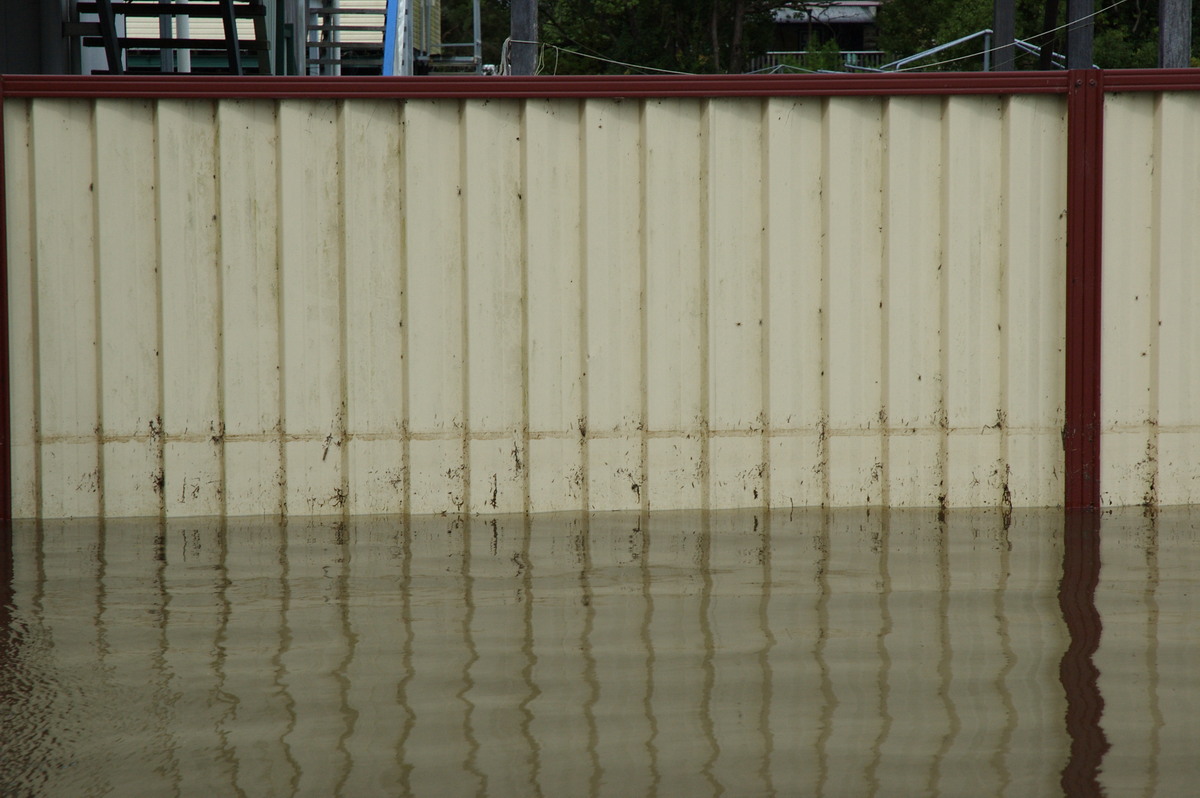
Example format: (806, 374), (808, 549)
(2, 508), (1198, 797)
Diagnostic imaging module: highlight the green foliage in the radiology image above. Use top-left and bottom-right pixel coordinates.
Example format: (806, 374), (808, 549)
(441, 0), (1200, 74)
(777, 37), (843, 72)
(1093, 26), (1159, 69)
(445, 0), (785, 74)
(537, 0), (777, 74)
(879, 0), (1200, 71)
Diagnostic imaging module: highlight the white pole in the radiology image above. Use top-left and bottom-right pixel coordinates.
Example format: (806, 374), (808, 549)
(401, 0), (414, 75)
(160, 0), (175, 72)
(178, 0), (191, 72)
(332, 0), (341, 76)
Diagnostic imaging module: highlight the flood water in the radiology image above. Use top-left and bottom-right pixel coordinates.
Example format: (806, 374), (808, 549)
(1, 508), (1197, 797)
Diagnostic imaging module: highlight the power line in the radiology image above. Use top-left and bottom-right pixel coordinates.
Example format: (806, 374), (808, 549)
(504, 38), (696, 75)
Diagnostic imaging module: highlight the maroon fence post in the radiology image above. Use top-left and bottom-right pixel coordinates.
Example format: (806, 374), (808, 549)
(1064, 70), (1104, 509)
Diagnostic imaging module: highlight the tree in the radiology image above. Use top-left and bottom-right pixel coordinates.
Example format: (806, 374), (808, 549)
(878, 0), (1199, 70)
(537, 0), (785, 74)
(444, 0), (1198, 75)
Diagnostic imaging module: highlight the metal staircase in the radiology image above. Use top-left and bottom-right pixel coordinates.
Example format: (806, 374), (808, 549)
(306, 1), (481, 76)
(66, 0), (481, 76)
(381, 0), (480, 75)
(305, 1), (387, 75)
(71, 0), (271, 74)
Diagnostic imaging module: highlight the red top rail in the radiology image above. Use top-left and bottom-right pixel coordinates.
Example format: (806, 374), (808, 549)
(1, 71), (1076, 100)
(2, 69), (1197, 102)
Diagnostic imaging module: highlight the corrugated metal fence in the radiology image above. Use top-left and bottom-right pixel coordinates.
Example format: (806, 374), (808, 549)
(2, 72), (1199, 518)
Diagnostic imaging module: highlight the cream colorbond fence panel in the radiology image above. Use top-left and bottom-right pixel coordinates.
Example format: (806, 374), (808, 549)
(343, 100), (406, 516)
(1102, 92), (1200, 507)
(582, 98), (644, 513)
(403, 99), (465, 516)
(944, 97), (1006, 508)
(765, 97), (824, 510)
(1004, 95), (1068, 507)
(464, 100), (525, 515)
(279, 100), (345, 515)
(524, 100), (585, 513)
(5, 94), (1069, 518)
(644, 98), (704, 511)
(884, 96), (944, 508)
(5, 98), (36, 518)
(217, 100), (283, 516)
(160, 100), (225, 516)
(95, 101), (160, 519)
(30, 100), (101, 519)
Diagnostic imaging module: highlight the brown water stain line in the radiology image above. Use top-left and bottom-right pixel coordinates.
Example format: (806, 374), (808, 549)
(213, 521), (247, 797)
(814, 510), (834, 798)
(457, 520), (486, 797)
(1142, 519), (1162, 798)
(928, 512), (960, 798)
(394, 521), (416, 793)
(639, 514), (661, 796)
(91, 520), (114, 794)
(274, 520), (302, 794)
(151, 518), (185, 795)
(333, 520), (358, 796)
(35, 424), (1069, 447)
(577, 518), (601, 797)
(698, 514), (722, 796)
(518, 515), (544, 798)
(757, 512), (776, 798)
(991, 520), (1017, 794)
(0, 523), (13, 682)
(865, 511), (893, 797)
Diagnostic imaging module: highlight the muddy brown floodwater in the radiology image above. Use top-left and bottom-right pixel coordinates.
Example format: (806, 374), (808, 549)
(1, 507), (1198, 797)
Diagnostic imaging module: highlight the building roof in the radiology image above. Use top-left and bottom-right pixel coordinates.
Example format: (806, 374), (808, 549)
(774, 1), (880, 26)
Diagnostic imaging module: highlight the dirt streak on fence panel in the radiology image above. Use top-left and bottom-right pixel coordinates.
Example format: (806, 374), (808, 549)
(1150, 95), (1200, 505)
(644, 98), (704, 512)
(1101, 94), (1157, 508)
(4, 99), (37, 519)
(31, 100), (99, 518)
(1004, 95), (1067, 507)
(342, 100), (405, 516)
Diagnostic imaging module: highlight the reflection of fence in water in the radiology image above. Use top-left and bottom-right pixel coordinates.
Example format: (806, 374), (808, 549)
(5, 509), (1198, 795)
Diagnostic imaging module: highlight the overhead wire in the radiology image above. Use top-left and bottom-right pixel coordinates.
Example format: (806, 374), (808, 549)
(504, 38), (696, 75)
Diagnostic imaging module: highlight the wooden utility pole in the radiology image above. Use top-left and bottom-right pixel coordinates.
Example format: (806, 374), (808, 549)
(1159, 0), (1193, 67)
(1066, 0), (1094, 68)
(993, 0), (1016, 70)
(510, 0), (538, 75)
(1039, 0), (1058, 69)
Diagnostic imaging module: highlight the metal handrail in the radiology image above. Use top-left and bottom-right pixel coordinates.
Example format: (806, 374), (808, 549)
(1013, 38), (1074, 69)
(879, 28), (994, 71)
